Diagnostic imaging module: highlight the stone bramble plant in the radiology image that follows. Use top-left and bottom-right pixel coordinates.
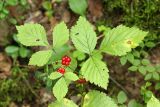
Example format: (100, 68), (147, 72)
(16, 16), (148, 107)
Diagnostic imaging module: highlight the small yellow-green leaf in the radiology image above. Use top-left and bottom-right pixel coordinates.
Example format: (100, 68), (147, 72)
(29, 50), (52, 66)
(64, 72), (79, 81)
(48, 72), (62, 80)
(53, 77), (68, 101)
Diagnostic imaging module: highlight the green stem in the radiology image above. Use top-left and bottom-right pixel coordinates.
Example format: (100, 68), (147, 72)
(80, 93), (85, 107)
(80, 85), (85, 107)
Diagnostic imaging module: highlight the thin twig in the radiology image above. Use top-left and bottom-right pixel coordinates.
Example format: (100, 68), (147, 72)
(109, 75), (130, 97)
(109, 70), (129, 96)
(97, 34), (104, 40)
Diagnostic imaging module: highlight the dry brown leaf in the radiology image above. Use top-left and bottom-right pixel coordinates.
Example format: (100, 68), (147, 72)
(0, 53), (12, 79)
(88, 0), (103, 21)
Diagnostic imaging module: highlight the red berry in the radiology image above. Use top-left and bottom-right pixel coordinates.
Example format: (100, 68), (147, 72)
(62, 57), (66, 61)
(77, 78), (86, 84)
(57, 68), (65, 74)
(65, 61), (70, 66)
(66, 57), (71, 62)
(62, 60), (66, 65)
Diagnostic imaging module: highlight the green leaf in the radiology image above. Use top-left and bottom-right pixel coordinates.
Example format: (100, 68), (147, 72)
(69, 0), (87, 16)
(145, 42), (155, 48)
(141, 59), (150, 65)
(117, 91), (127, 104)
(73, 50), (86, 61)
(100, 25), (148, 56)
(152, 72), (159, 80)
(92, 50), (103, 60)
(147, 95), (160, 107)
(128, 100), (137, 107)
(5, 45), (19, 54)
(42, 1), (52, 10)
(29, 50), (52, 66)
(64, 72), (79, 81)
(66, 57), (77, 72)
(128, 99), (143, 107)
(145, 73), (152, 80)
(71, 16), (97, 54)
(48, 98), (78, 107)
(155, 83), (160, 90)
(81, 57), (109, 89)
(132, 51), (140, 58)
(19, 47), (30, 58)
(53, 77), (68, 101)
(48, 72), (62, 80)
(6, 0), (18, 6)
(138, 66), (146, 75)
(52, 45), (71, 62)
(146, 66), (156, 72)
(120, 56), (127, 65)
(126, 53), (134, 63)
(132, 59), (141, 66)
(83, 90), (118, 107)
(128, 66), (138, 71)
(16, 23), (49, 46)
(53, 22), (69, 48)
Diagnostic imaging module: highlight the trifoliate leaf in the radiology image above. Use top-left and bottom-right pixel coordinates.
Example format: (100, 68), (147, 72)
(29, 50), (52, 66)
(69, 0), (87, 16)
(100, 25), (148, 56)
(48, 98), (78, 107)
(81, 57), (109, 89)
(64, 72), (79, 81)
(83, 90), (118, 107)
(71, 17), (97, 54)
(53, 22), (69, 48)
(147, 95), (160, 107)
(16, 23), (49, 46)
(53, 77), (68, 101)
(48, 72), (62, 80)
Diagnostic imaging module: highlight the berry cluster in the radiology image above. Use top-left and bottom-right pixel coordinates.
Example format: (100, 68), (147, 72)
(61, 56), (71, 66)
(57, 67), (65, 74)
(57, 55), (71, 75)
